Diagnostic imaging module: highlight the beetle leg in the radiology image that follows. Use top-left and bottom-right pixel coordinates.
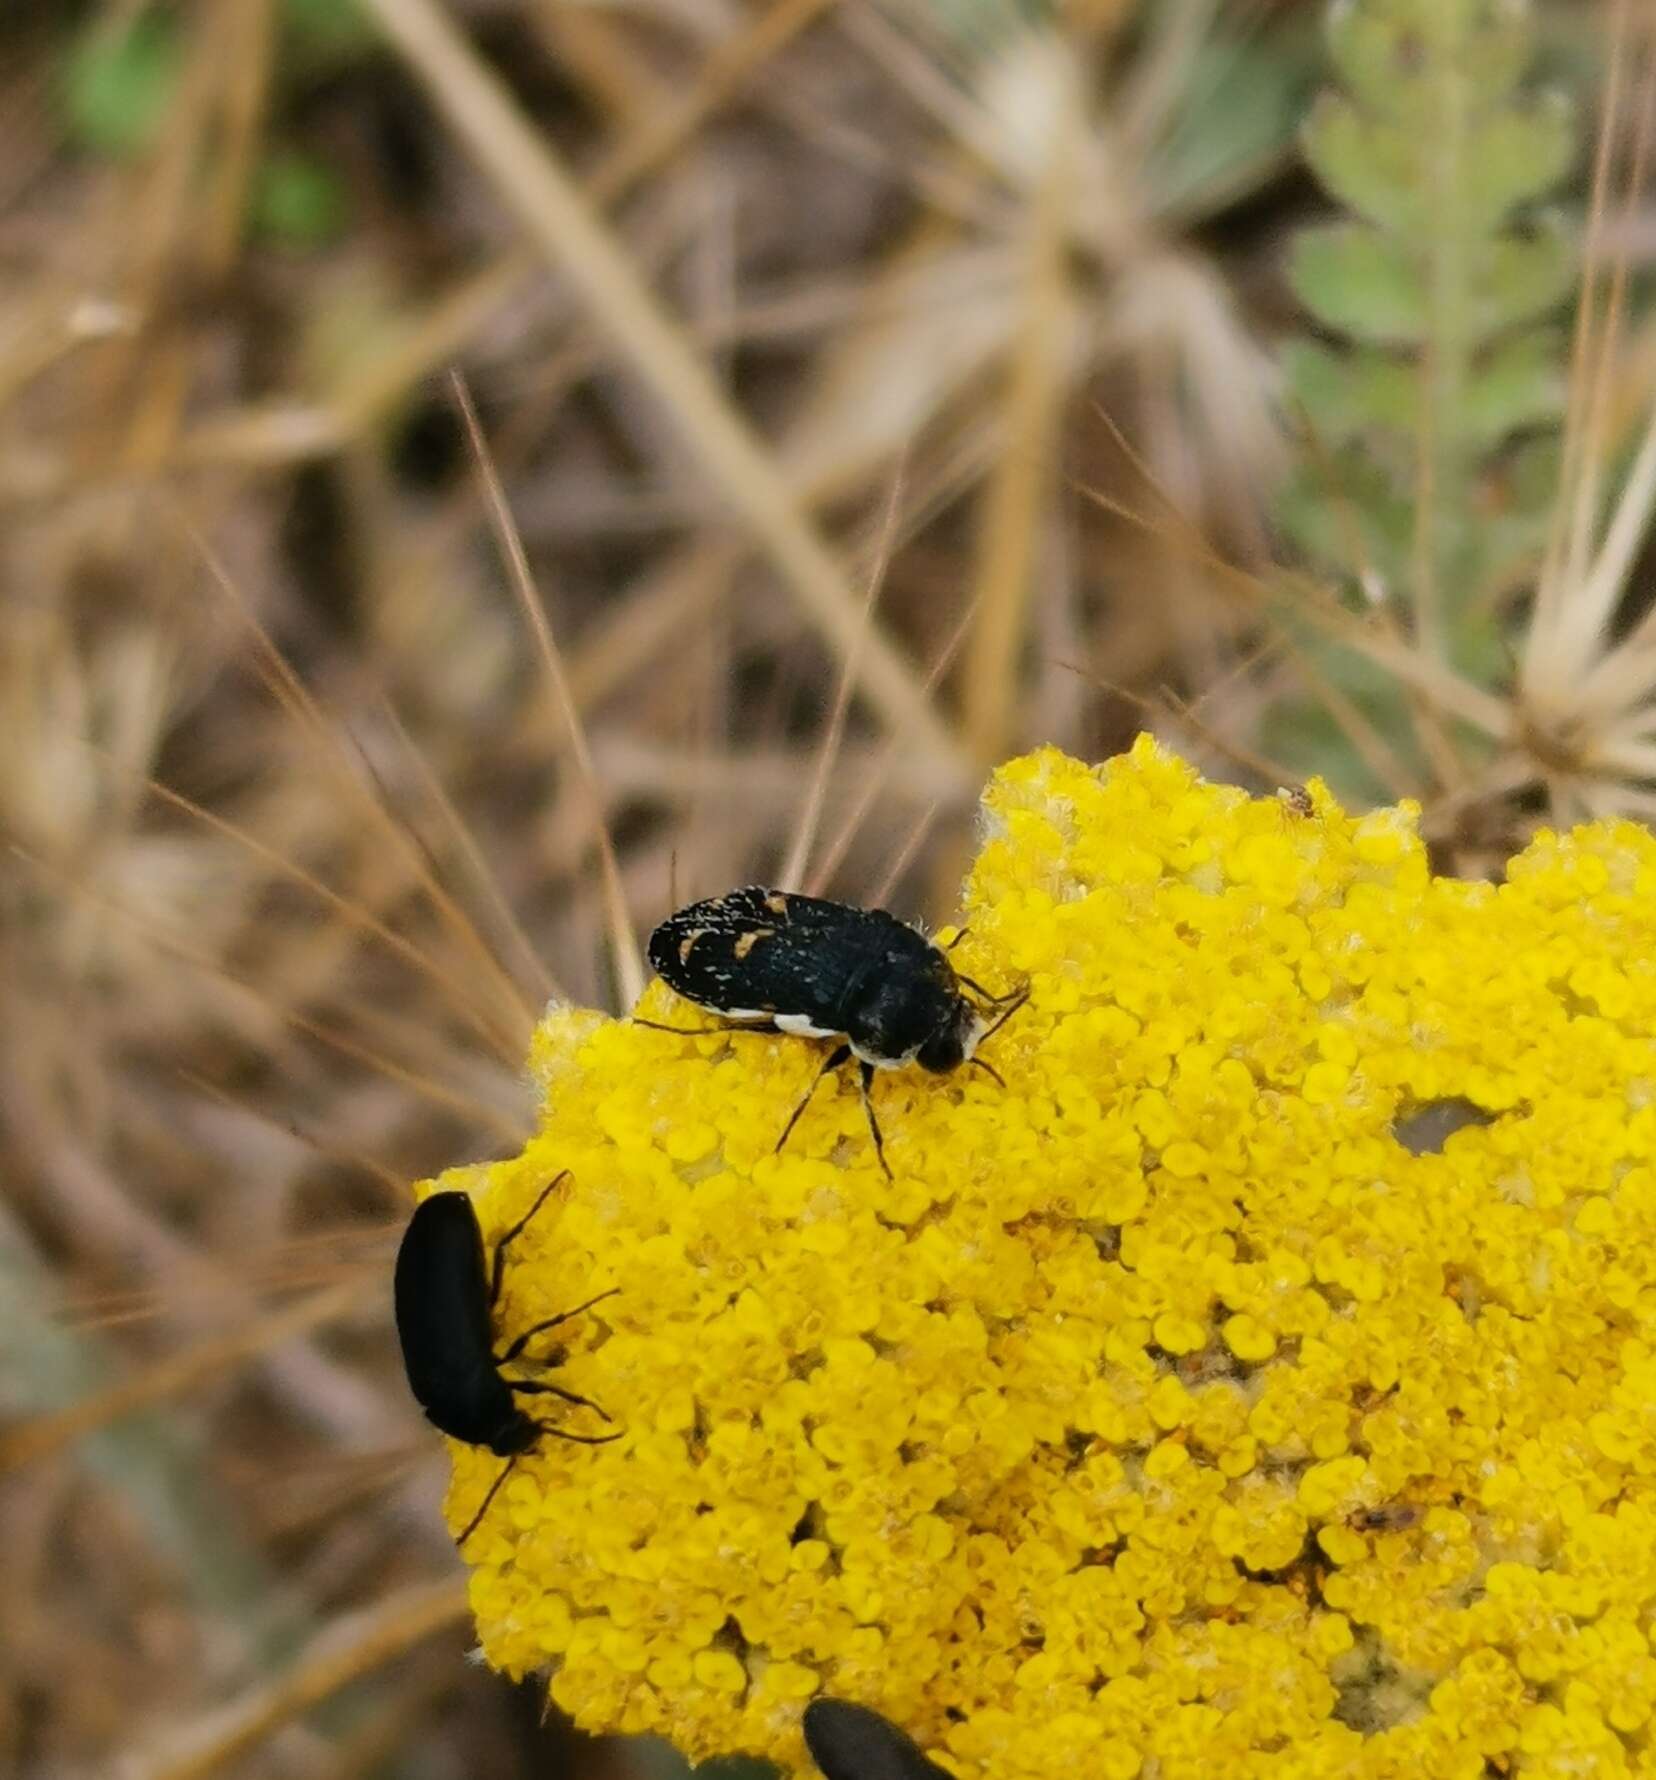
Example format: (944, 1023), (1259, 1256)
(456, 1455), (519, 1547)
(455, 1426), (623, 1549)
(497, 1288), (620, 1364)
(507, 1377), (613, 1419)
(533, 1423), (624, 1446)
(489, 1170), (569, 1308)
(775, 1041), (852, 1157)
(634, 1016), (783, 1037)
(857, 1059), (891, 1180)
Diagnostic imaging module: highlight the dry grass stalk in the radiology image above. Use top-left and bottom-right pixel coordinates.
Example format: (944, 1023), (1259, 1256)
(0, 1281), (361, 1473)
(358, 0), (964, 775)
(960, 39), (1078, 769)
(449, 370), (644, 1004)
(126, 1578), (472, 1780)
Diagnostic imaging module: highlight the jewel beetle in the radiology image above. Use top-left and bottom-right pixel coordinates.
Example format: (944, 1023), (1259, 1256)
(642, 886), (1026, 1176)
(394, 1173), (619, 1547)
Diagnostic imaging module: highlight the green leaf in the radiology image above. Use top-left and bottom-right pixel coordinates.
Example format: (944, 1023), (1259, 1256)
(1290, 223), (1426, 344)
(1270, 0), (1578, 792)
(1278, 0), (1574, 657)
(1304, 87), (1574, 239)
(1327, 0), (1534, 115)
(253, 150), (349, 249)
(60, 13), (182, 159)
(1457, 91), (1576, 232)
(1461, 327), (1567, 447)
(1292, 211), (1572, 352)
(1470, 214), (1575, 334)
(1284, 339), (1419, 445)
(1302, 93), (1427, 235)
(1276, 452), (1415, 598)
(1149, 34), (1317, 219)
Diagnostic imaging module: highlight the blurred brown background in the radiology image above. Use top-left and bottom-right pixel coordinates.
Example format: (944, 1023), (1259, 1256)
(0, 2), (1623, 1777)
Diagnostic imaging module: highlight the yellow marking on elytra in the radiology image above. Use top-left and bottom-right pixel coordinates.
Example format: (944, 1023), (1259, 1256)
(765, 893), (789, 916)
(678, 929), (708, 965)
(733, 929), (773, 960)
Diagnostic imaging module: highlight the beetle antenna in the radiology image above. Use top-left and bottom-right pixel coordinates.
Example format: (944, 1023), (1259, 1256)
(456, 1454), (519, 1548)
(975, 983), (1030, 1047)
(968, 1056), (1006, 1089)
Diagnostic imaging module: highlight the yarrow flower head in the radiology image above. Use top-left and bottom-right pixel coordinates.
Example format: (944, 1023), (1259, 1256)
(415, 739), (1656, 1778)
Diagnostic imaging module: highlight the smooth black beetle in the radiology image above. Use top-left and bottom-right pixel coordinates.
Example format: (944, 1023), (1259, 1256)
(802, 1699), (954, 1780)
(643, 886), (1026, 1176)
(394, 1175), (619, 1546)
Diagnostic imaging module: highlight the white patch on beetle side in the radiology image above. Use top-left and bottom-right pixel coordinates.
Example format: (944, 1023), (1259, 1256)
(775, 1012), (839, 1040)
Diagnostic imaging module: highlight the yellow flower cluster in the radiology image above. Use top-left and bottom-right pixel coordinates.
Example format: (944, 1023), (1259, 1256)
(418, 739), (1656, 1778)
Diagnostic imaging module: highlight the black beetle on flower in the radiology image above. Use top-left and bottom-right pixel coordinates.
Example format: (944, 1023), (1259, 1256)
(393, 1177), (620, 1546)
(642, 886), (1027, 1176)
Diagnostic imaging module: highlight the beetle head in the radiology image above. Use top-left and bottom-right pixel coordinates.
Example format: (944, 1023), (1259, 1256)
(914, 998), (980, 1072)
(489, 1409), (543, 1459)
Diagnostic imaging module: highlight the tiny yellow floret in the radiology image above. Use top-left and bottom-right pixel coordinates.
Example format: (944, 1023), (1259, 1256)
(417, 740), (1656, 1778)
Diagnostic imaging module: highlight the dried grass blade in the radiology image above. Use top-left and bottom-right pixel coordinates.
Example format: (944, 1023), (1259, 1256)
(1567, 392), (1656, 711)
(0, 1283), (359, 1473)
(179, 513), (540, 1046)
(871, 799), (942, 905)
(131, 1577), (471, 1780)
(199, 0), (276, 272)
(13, 843), (527, 1142)
(778, 467), (905, 892)
(377, 698), (559, 1004)
(133, 763), (524, 1065)
(808, 594), (982, 896)
(183, 0), (839, 468)
(1530, 0), (1632, 668)
(357, 0), (963, 776)
(1533, 27), (1656, 701)
(449, 372), (644, 1007)
(962, 53), (1075, 764)
(1076, 476), (1512, 748)
(1560, 0), (1646, 604)
(173, 1066), (407, 1196)
(591, 0), (839, 205)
